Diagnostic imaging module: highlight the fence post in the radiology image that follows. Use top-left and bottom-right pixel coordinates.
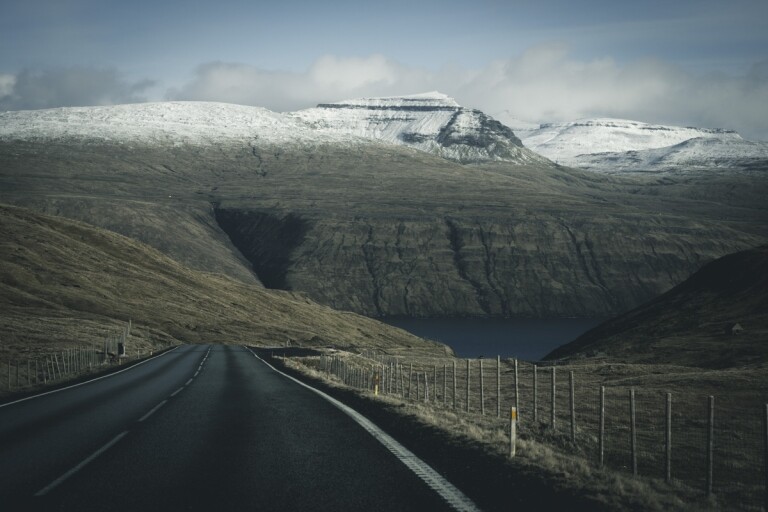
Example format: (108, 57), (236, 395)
(433, 365), (437, 403)
(599, 385), (605, 468)
(466, 359), (471, 413)
(7, 361), (11, 390)
(533, 364), (538, 423)
(480, 359), (485, 416)
(408, 364), (413, 400)
(452, 361), (457, 409)
(497, 355), (501, 418)
(514, 359), (519, 424)
(510, 407), (518, 458)
(424, 373), (429, 402)
(416, 369), (420, 400)
(569, 370), (575, 442)
(551, 366), (556, 430)
(707, 396), (714, 496)
(666, 392), (672, 483)
(763, 403), (767, 512)
(443, 364), (447, 406)
(630, 388), (637, 476)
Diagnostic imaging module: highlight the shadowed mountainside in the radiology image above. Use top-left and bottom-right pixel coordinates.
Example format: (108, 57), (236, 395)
(544, 245), (768, 368)
(0, 204), (448, 358)
(1, 134), (766, 318)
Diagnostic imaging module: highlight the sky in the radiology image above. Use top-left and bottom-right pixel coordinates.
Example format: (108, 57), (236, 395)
(1, 0), (767, 139)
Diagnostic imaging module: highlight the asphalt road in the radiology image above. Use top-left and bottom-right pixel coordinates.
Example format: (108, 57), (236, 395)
(0, 344), (472, 511)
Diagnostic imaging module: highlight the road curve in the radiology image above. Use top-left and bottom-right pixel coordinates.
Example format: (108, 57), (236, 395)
(0, 344), (470, 511)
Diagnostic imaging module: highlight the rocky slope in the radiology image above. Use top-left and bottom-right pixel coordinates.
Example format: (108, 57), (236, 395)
(1, 101), (766, 320)
(544, 245), (768, 368)
(290, 92), (549, 164)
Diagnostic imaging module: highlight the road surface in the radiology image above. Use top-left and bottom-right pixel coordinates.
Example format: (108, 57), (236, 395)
(0, 344), (473, 511)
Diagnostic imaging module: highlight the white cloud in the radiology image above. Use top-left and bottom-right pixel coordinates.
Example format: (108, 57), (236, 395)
(168, 49), (768, 140)
(0, 68), (154, 111)
(3, 50), (767, 141)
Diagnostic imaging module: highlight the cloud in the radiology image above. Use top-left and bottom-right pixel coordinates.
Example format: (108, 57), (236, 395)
(3, 50), (767, 140)
(0, 67), (155, 111)
(167, 49), (768, 140)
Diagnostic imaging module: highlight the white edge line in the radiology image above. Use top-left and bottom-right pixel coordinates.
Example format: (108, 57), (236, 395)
(138, 400), (167, 422)
(246, 348), (482, 512)
(170, 387), (184, 397)
(34, 431), (129, 496)
(0, 347), (181, 410)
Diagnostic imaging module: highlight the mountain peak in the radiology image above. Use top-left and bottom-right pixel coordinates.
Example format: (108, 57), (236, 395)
(320, 91), (460, 110)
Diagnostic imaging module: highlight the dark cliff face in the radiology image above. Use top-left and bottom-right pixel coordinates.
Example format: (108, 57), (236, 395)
(436, 109), (524, 149)
(2, 139), (765, 321)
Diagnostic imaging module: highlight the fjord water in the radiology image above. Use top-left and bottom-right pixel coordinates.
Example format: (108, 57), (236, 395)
(383, 317), (606, 361)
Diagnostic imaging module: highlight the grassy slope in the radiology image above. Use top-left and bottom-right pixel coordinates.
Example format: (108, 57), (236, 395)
(545, 245), (768, 368)
(1, 139), (766, 318)
(0, 204), (449, 360)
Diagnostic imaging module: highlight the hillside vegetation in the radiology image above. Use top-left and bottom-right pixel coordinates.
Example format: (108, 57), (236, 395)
(0, 204), (448, 360)
(545, 245), (768, 368)
(2, 137), (766, 318)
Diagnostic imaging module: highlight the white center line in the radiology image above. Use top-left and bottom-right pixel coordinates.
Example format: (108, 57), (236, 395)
(170, 387), (185, 397)
(185, 378), (193, 386)
(34, 431), (129, 496)
(138, 400), (167, 422)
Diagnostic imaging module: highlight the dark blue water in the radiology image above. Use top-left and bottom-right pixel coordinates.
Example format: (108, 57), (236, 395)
(382, 317), (606, 361)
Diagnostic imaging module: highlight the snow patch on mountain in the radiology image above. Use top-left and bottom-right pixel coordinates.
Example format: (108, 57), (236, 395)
(574, 137), (768, 174)
(0, 101), (347, 146)
(291, 92), (549, 165)
(519, 118), (742, 162)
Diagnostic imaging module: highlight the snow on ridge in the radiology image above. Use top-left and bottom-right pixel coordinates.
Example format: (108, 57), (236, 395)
(321, 91), (460, 109)
(0, 101), (349, 145)
(520, 117), (743, 162)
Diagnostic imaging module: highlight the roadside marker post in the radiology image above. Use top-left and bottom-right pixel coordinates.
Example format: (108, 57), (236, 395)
(509, 407), (518, 458)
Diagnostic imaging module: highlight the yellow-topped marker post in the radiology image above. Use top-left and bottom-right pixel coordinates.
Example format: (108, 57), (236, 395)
(509, 407), (518, 458)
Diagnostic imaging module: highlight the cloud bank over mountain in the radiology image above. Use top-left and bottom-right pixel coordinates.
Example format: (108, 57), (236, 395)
(2, 47), (767, 140)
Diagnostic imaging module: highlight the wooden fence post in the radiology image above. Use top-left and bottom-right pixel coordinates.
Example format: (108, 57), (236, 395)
(533, 364), (538, 423)
(599, 385), (605, 468)
(707, 396), (715, 496)
(666, 392), (672, 483)
(514, 359), (519, 424)
(443, 364), (447, 406)
(551, 366), (556, 430)
(466, 359), (471, 413)
(630, 388), (637, 476)
(433, 365), (437, 403)
(510, 407), (518, 458)
(452, 361), (457, 409)
(480, 359), (485, 416)
(569, 370), (575, 442)
(497, 355), (501, 418)
(763, 403), (767, 512)
(408, 364), (413, 400)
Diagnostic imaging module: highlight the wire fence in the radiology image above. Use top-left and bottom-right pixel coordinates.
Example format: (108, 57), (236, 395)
(1, 321), (159, 396)
(298, 351), (768, 511)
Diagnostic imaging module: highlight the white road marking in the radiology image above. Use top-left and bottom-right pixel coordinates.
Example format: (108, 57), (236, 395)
(185, 378), (193, 386)
(170, 387), (185, 397)
(248, 348), (482, 512)
(34, 431), (129, 496)
(0, 347), (180, 410)
(138, 400), (167, 422)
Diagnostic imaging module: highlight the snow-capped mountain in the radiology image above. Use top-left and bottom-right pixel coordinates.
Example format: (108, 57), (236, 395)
(0, 93), (548, 166)
(518, 118), (741, 161)
(291, 92), (548, 164)
(512, 117), (767, 173)
(572, 136), (768, 174)
(0, 101), (346, 146)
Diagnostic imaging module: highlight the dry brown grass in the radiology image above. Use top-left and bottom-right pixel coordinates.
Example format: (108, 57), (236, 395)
(286, 351), (768, 511)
